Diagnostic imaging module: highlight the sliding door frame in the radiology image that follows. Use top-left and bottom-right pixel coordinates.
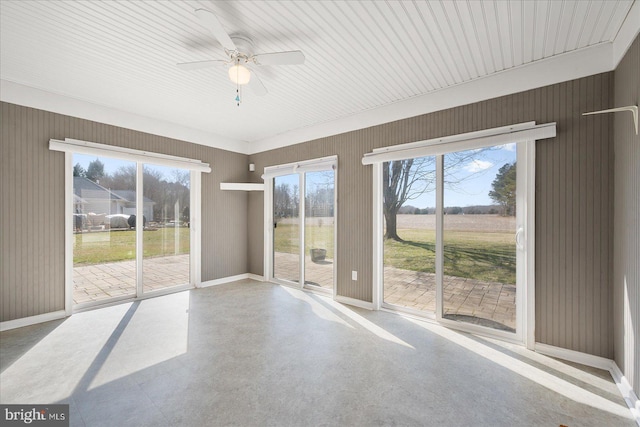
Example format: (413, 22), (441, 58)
(263, 156), (338, 297)
(367, 122), (552, 348)
(53, 138), (210, 313)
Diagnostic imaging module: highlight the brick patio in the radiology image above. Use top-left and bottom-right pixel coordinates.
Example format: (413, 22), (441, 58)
(73, 254), (190, 305)
(75, 251), (515, 332)
(383, 266), (516, 331)
(275, 251), (515, 331)
(274, 251), (334, 290)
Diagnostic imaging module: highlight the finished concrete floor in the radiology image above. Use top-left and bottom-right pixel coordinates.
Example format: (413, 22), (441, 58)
(0, 280), (635, 426)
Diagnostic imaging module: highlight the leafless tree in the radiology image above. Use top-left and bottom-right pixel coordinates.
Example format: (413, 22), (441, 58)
(383, 149), (497, 241)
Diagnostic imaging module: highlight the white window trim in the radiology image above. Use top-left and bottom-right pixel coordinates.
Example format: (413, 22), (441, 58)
(262, 155), (337, 178)
(367, 123), (548, 348)
(56, 138), (209, 313)
(50, 138), (211, 173)
(362, 122), (555, 165)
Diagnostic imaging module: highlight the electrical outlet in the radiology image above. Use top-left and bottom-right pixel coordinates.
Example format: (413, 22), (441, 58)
(352, 271), (357, 281)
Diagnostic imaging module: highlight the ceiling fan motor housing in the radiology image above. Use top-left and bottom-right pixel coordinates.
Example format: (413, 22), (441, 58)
(229, 34), (254, 58)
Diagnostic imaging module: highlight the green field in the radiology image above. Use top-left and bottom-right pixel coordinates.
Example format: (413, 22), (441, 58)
(274, 223), (515, 284)
(384, 228), (515, 284)
(74, 228), (190, 265)
(76, 221), (515, 284)
(274, 223), (335, 259)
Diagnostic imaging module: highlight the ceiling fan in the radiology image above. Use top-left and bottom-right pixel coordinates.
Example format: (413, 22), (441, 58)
(178, 8), (305, 102)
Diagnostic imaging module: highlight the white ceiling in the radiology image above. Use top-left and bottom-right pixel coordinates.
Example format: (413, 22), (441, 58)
(1, 1), (638, 154)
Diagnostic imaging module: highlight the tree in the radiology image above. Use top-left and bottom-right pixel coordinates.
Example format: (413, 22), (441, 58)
(73, 163), (86, 177)
(274, 183), (292, 218)
(489, 162), (516, 216)
(101, 164), (136, 190)
(384, 159), (423, 240)
(383, 150), (489, 241)
(86, 159), (105, 182)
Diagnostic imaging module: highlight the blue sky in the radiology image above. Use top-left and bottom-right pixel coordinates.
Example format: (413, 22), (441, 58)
(78, 143), (515, 208)
(432, 144), (516, 208)
(272, 144), (516, 208)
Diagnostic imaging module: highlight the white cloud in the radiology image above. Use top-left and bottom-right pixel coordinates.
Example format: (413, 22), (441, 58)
(500, 143), (516, 151)
(465, 159), (493, 173)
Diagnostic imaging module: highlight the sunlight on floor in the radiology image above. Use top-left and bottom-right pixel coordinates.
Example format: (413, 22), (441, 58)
(0, 293), (190, 403)
(491, 338), (618, 394)
(281, 286), (353, 329)
(281, 286), (415, 349)
(87, 292), (190, 390)
(405, 317), (633, 420)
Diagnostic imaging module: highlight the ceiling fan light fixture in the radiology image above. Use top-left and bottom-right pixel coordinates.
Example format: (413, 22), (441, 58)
(228, 63), (251, 85)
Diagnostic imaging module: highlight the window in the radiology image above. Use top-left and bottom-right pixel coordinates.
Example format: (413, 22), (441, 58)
(264, 156), (337, 295)
(50, 138), (209, 312)
(365, 122), (553, 346)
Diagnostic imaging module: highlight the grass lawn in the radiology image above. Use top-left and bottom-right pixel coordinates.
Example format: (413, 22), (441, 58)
(78, 220), (514, 284)
(74, 228), (190, 265)
(384, 228), (515, 284)
(273, 223), (515, 284)
(274, 223), (335, 259)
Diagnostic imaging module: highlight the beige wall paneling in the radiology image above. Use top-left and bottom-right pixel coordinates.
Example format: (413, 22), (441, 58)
(613, 35), (640, 396)
(0, 103), (249, 322)
(250, 73), (616, 358)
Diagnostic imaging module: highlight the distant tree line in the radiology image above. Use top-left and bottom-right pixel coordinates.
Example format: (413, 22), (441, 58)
(398, 205), (501, 215)
(274, 174), (334, 220)
(274, 182), (299, 219)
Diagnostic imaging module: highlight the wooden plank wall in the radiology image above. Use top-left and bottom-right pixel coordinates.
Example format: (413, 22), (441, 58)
(0, 103), (248, 322)
(613, 35), (640, 395)
(249, 73), (616, 358)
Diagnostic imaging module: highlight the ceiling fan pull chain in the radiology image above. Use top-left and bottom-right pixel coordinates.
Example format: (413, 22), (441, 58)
(235, 60), (241, 106)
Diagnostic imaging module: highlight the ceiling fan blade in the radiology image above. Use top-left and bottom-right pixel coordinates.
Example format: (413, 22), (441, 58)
(194, 8), (236, 51)
(248, 70), (268, 96)
(253, 50), (305, 66)
(177, 59), (226, 70)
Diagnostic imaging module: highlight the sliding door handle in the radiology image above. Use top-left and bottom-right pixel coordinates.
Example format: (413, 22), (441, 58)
(515, 227), (524, 250)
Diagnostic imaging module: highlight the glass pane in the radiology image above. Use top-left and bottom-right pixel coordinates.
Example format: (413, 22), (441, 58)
(443, 145), (517, 332)
(273, 174), (300, 283)
(72, 154), (136, 305)
(143, 164), (190, 292)
(383, 157), (437, 313)
(304, 170), (335, 290)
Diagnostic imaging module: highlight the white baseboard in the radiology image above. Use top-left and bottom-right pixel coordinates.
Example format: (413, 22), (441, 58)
(0, 310), (67, 332)
(535, 342), (639, 426)
(247, 274), (265, 282)
(534, 342), (614, 371)
(611, 362), (640, 426)
(334, 295), (374, 310)
(199, 273), (251, 288)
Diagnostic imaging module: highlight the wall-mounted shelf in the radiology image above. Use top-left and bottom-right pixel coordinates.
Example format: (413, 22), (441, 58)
(220, 183), (264, 191)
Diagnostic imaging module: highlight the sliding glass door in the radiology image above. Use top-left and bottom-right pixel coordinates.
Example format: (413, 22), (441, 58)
(72, 154), (138, 305)
(267, 157), (337, 294)
(304, 170), (335, 290)
(273, 174), (300, 284)
(142, 164), (191, 293)
(383, 156), (437, 315)
(379, 142), (527, 339)
(71, 154), (196, 308)
(442, 147), (517, 332)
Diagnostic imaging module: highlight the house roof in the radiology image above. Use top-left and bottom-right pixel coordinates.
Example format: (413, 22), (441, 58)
(73, 177), (157, 205)
(73, 176), (126, 201)
(111, 190), (155, 205)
